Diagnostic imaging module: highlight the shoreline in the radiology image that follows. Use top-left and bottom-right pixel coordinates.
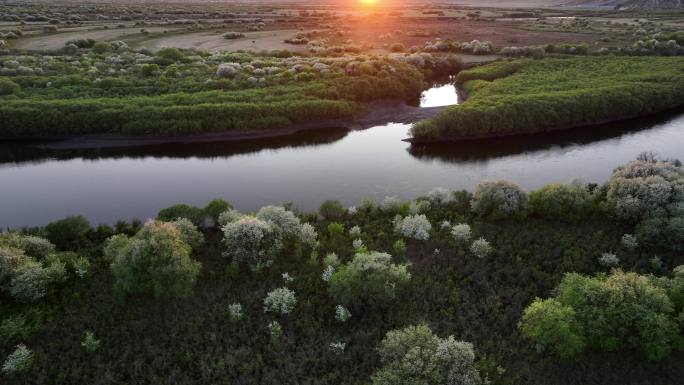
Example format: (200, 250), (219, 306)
(15, 100), (450, 150)
(404, 107), (684, 145)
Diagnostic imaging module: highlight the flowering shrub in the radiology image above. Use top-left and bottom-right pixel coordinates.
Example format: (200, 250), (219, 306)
(82, 330), (100, 353)
(335, 305), (352, 322)
(108, 220), (201, 299)
(172, 218), (205, 249)
(621, 234), (639, 250)
(598, 252), (619, 267)
(228, 303), (243, 321)
(299, 223), (318, 246)
(352, 238), (364, 250)
(328, 251), (411, 306)
(218, 209), (241, 226)
(451, 224), (472, 243)
(427, 187), (453, 205)
(222, 216), (281, 270)
(2, 344), (33, 374)
(0, 244), (66, 302)
(380, 196), (402, 212)
(606, 156), (684, 222)
(267, 321), (282, 339)
(371, 325), (481, 385)
(329, 341), (346, 355)
(471, 181), (528, 219)
(216, 62), (239, 78)
(0, 234), (55, 259)
(264, 287), (297, 315)
(256, 206), (302, 239)
(282, 272), (294, 283)
(322, 265), (335, 282)
(349, 225), (361, 238)
(470, 238), (492, 258)
(394, 214), (432, 241)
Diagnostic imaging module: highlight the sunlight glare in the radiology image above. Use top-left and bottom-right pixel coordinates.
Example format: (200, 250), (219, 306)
(359, 0), (379, 6)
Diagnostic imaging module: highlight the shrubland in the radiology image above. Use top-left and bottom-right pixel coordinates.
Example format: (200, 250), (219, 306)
(1, 155), (684, 384)
(0, 45), (462, 137)
(411, 56), (684, 141)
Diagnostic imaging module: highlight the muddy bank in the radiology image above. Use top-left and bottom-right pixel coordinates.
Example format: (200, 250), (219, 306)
(30, 100), (449, 150)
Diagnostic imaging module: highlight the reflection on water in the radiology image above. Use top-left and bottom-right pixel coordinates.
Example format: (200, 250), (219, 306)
(2, 106), (684, 228)
(419, 84), (459, 108)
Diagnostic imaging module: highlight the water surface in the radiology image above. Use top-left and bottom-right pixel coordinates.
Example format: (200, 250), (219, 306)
(1, 85), (684, 228)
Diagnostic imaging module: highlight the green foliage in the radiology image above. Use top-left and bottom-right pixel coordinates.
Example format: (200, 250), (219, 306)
(520, 269), (683, 360)
(157, 199), (232, 227)
(91, 41), (110, 54)
(327, 222), (345, 237)
(519, 298), (585, 358)
(412, 57), (684, 140)
(529, 182), (595, 222)
(81, 330), (100, 353)
(44, 215), (91, 250)
(108, 220), (201, 299)
(0, 78), (20, 95)
(140, 64), (160, 77)
(328, 251), (411, 307)
(319, 200), (346, 220)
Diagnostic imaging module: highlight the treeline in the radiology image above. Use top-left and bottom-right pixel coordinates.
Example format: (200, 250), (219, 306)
(410, 57), (684, 141)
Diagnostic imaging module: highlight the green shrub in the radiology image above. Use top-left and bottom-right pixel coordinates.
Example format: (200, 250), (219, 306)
(44, 215), (91, 250)
(92, 41), (110, 54)
(529, 182), (594, 222)
(0, 78), (20, 95)
(319, 200), (346, 220)
(520, 269), (682, 360)
(108, 220), (201, 299)
(328, 251), (410, 306)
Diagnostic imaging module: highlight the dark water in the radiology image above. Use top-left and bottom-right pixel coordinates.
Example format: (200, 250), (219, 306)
(1, 85), (684, 228)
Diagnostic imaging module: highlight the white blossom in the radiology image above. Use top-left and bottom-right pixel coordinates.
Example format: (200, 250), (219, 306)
(598, 252), (619, 267)
(395, 214), (432, 240)
(470, 238), (492, 258)
(322, 265), (335, 282)
(264, 287), (296, 315)
(228, 303), (243, 321)
(335, 305), (352, 322)
(451, 223), (472, 243)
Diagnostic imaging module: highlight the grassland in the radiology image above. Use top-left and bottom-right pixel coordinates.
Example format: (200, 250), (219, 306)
(410, 56), (684, 141)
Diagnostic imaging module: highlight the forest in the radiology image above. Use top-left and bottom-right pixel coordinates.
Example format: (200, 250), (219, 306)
(2, 154), (684, 385)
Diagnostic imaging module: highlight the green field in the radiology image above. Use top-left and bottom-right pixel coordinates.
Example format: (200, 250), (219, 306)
(411, 56), (684, 141)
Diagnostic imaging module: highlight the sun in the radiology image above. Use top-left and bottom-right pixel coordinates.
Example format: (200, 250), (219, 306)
(359, 0), (379, 6)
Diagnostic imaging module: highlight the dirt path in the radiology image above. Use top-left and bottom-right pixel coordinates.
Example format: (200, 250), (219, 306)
(13, 27), (168, 50)
(136, 29), (306, 52)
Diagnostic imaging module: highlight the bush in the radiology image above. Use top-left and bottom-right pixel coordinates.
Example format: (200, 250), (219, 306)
(44, 215), (91, 250)
(263, 287), (297, 315)
(0, 78), (20, 95)
(520, 269), (681, 360)
(158, 199), (231, 227)
(471, 181), (528, 219)
(528, 182), (594, 222)
(372, 324), (482, 385)
(222, 216), (281, 270)
(108, 220), (201, 299)
(470, 238), (492, 258)
(0, 245), (66, 302)
(519, 298), (585, 358)
(92, 41), (111, 54)
(81, 330), (100, 352)
(319, 200), (346, 220)
(451, 223), (472, 243)
(2, 344), (33, 374)
(394, 214), (432, 240)
(256, 206), (302, 239)
(141, 64), (160, 77)
(328, 251), (410, 306)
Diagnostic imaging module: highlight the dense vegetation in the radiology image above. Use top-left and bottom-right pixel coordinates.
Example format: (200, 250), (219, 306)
(411, 56), (684, 141)
(0, 46), (462, 137)
(2, 155), (684, 384)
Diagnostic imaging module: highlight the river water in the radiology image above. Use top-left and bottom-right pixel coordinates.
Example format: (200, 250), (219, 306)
(1, 84), (684, 228)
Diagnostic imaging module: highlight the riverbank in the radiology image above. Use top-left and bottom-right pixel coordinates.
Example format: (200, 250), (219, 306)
(409, 56), (684, 142)
(30, 99), (449, 150)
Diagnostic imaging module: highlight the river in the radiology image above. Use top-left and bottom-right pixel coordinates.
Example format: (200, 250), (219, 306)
(1, 84), (683, 228)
